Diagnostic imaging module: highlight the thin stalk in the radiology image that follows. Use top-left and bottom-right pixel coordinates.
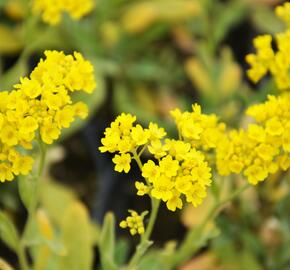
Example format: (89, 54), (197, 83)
(132, 150), (151, 188)
(20, 140), (47, 270)
(17, 244), (30, 270)
(169, 183), (250, 268)
(126, 199), (160, 270)
(142, 198), (160, 241)
(126, 150), (161, 270)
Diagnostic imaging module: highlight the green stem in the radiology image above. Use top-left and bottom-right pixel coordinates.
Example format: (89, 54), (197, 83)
(126, 199), (160, 270)
(20, 140), (47, 270)
(132, 150), (151, 188)
(126, 150), (161, 270)
(133, 150), (143, 171)
(137, 144), (147, 158)
(17, 244), (30, 270)
(143, 198), (160, 241)
(169, 183), (250, 268)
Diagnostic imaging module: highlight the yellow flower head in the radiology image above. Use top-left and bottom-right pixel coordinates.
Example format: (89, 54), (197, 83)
(100, 108), (218, 211)
(0, 51), (95, 182)
(216, 94), (290, 185)
(246, 3), (290, 91)
(119, 210), (146, 236)
(32, 0), (94, 25)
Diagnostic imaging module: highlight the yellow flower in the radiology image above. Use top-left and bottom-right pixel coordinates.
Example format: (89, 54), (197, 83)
(12, 156), (34, 175)
(148, 122), (166, 140)
(135, 181), (149, 196)
(131, 124), (149, 146)
(244, 164), (268, 185)
(185, 183), (207, 207)
(40, 122), (61, 144)
(246, 3), (290, 91)
(276, 2), (290, 26)
(159, 155), (179, 178)
(54, 106), (75, 128)
(16, 77), (42, 98)
(0, 163), (14, 182)
(265, 117), (283, 136)
(141, 160), (160, 183)
(0, 50), (94, 182)
(119, 210), (145, 236)
(32, 0), (94, 25)
(112, 153), (131, 173)
(19, 116), (38, 134)
(166, 190), (183, 211)
(148, 140), (167, 159)
(151, 176), (174, 201)
(100, 109), (216, 211)
(216, 93), (290, 185)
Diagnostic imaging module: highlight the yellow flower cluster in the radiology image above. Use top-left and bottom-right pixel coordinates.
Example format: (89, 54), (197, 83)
(246, 3), (290, 91)
(141, 140), (212, 211)
(0, 50), (96, 182)
(32, 0), (94, 25)
(100, 105), (219, 211)
(119, 210), (145, 236)
(171, 104), (226, 150)
(216, 94), (290, 185)
(99, 113), (166, 173)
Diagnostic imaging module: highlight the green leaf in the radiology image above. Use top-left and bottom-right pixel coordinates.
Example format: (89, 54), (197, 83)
(251, 5), (284, 34)
(0, 55), (27, 90)
(39, 180), (76, 226)
(18, 175), (37, 210)
(23, 216), (42, 246)
(99, 212), (118, 270)
(212, 1), (248, 46)
(59, 202), (94, 270)
(114, 239), (130, 266)
(0, 212), (19, 252)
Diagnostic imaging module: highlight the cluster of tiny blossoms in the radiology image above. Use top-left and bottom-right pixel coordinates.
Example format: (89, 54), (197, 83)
(119, 210), (145, 236)
(32, 0), (94, 25)
(216, 93), (290, 185)
(246, 2), (290, 91)
(0, 50), (96, 182)
(171, 104), (226, 150)
(100, 105), (226, 214)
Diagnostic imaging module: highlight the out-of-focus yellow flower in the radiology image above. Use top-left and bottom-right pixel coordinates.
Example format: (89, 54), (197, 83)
(100, 21), (120, 48)
(276, 2), (290, 27)
(216, 94), (290, 185)
(4, 0), (26, 20)
(218, 59), (242, 97)
(122, 0), (200, 33)
(36, 210), (54, 240)
(246, 3), (290, 91)
(185, 58), (212, 95)
(32, 0), (94, 25)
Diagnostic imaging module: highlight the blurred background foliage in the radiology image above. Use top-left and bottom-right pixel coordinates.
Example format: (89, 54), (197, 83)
(0, 0), (290, 269)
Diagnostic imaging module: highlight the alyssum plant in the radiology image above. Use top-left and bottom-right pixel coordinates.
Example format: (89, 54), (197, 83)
(0, 2), (290, 270)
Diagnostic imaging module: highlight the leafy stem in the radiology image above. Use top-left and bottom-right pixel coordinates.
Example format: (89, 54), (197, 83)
(126, 150), (161, 270)
(19, 139), (47, 270)
(126, 198), (160, 270)
(169, 182), (250, 268)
